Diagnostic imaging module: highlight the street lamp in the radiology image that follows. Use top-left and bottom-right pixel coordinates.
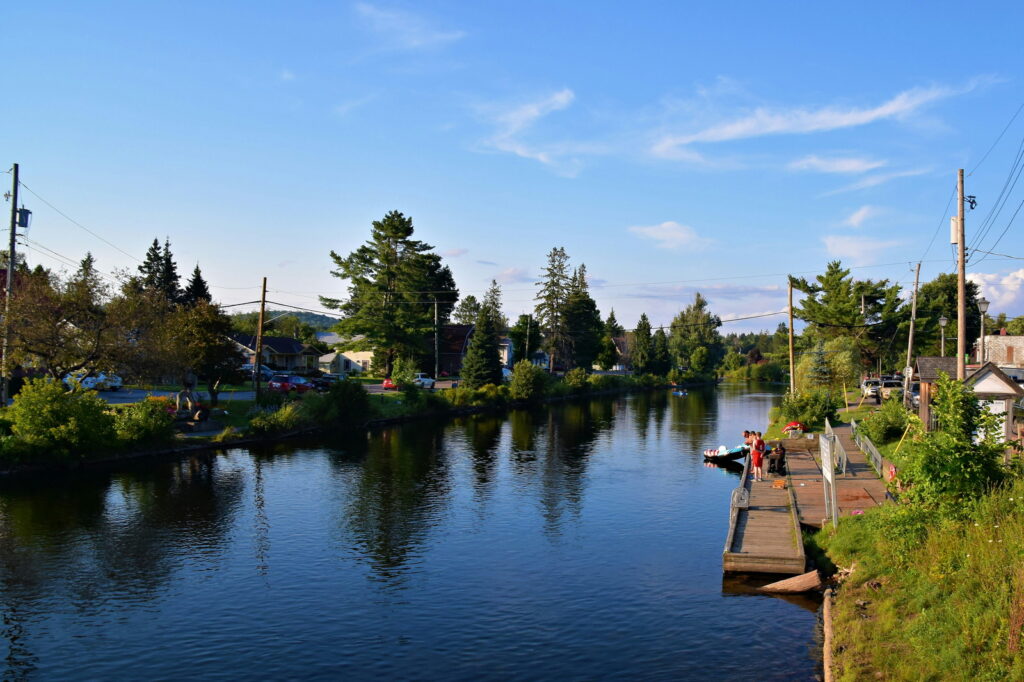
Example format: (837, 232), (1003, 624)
(939, 316), (948, 357)
(978, 297), (990, 363)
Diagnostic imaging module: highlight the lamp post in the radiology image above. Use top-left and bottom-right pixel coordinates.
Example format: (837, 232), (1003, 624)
(939, 316), (948, 357)
(978, 297), (990, 363)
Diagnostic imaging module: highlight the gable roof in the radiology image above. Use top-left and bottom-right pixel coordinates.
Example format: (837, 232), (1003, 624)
(965, 362), (1024, 397)
(916, 356), (958, 383)
(230, 332), (318, 356)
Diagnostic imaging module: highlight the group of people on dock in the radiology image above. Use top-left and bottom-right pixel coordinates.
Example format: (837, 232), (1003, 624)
(743, 430), (785, 482)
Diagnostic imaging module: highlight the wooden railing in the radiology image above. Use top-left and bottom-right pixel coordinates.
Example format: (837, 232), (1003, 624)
(850, 419), (884, 479)
(823, 418), (848, 475)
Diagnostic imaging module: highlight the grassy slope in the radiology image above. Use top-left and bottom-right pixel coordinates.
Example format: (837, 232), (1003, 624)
(816, 480), (1024, 681)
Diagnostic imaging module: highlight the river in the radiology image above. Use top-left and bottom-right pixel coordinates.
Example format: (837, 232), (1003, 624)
(0, 384), (821, 680)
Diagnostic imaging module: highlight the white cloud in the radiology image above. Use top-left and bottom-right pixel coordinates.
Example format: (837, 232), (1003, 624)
(968, 269), (1024, 314)
(485, 89), (575, 165)
(497, 267), (533, 284)
(333, 94), (376, 116)
(652, 80), (984, 160)
(822, 235), (902, 266)
(354, 3), (464, 50)
(824, 168), (930, 195)
(279, 69), (296, 82)
(628, 221), (711, 250)
(844, 205), (879, 228)
(788, 155), (887, 174)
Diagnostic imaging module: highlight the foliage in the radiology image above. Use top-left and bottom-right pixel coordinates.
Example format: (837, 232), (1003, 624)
(631, 313), (652, 373)
(248, 402), (308, 435)
(481, 279), (508, 330)
(914, 272), (982, 357)
(604, 309), (624, 336)
(460, 307), (503, 389)
(168, 301), (244, 404)
(453, 294), (482, 325)
(255, 390), (286, 409)
(321, 210), (458, 377)
(300, 378), (372, 430)
(668, 292), (724, 373)
(595, 335), (619, 371)
(7, 378), (116, 460)
(649, 329), (671, 376)
(563, 367), (589, 393)
(779, 389), (841, 429)
(446, 383), (508, 408)
(113, 399), (175, 446)
(858, 397), (913, 445)
(563, 265), (604, 369)
(137, 237), (182, 302)
(390, 355), (417, 386)
(722, 350), (744, 372)
(181, 265), (212, 306)
(509, 360), (547, 402)
(534, 246), (571, 369)
(508, 314), (541, 366)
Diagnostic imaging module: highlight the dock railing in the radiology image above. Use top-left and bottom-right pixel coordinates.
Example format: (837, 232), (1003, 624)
(723, 454), (751, 554)
(850, 419), (884, 479)
(823, 418), (848, 475)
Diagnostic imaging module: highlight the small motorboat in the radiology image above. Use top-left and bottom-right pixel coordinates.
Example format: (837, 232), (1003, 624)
(672, 390), (687, 397)
(703, 445), (748, 462)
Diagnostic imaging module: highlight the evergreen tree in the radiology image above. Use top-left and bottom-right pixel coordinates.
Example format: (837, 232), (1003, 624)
(138, 238), (164, 290)
(596, 335), (619, 370)
(508, 314), (540, 365)
(563, 265), (604, 370)
(160, 239), (181, 302)
(534, 246), (571, 370)
(667, 292), (724, 372)
(482, 279), (509, 330)
(650, 328), (671, 376)
(453, 294), (482, 325)
(182, 265), (212, 306)
(807, 341), (833, 387)
(604, 309), (624, 337)
(460, 307), (503, 389)
(632, 313), (652, 373)
(137, 237), (182, 302)
(321, 210), (459, 377)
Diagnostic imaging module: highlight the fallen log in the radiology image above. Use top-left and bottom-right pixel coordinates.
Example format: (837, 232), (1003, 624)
(759, 569), (823, 594)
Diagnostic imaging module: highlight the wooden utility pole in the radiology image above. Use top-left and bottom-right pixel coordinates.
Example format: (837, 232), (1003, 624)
(525, 314), (531, 365)
(2, 163), (19, 405)
(788, 279), (795, 393)
(254, 277), (267, 400)
(904, 262), (921, 406)
(434, 298), (439, 380)
(956, 169), (967, 380)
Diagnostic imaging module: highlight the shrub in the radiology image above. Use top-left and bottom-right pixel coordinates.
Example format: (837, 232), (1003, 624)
(114, 400), (175, 446)
(248, 402), (308, 436)
(588, 373), (624, 392)
(563, 367), (589, 393)
(445, 383), (507, 408)
(211, 426), (244, 443)
(255, 391), (286, 410)
(7, 378), (116, 460)
(509, 361), (547, 402)
(779, 389), (841, 430)
(859, 397), (912, 445)
(301, 378), (372, 430)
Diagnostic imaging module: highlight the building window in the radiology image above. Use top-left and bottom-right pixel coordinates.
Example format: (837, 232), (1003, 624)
(344, 359), (351, 371)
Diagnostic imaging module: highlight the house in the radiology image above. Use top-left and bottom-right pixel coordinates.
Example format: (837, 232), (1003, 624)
(978, 330), (1024, 367)
(431, 325), (515, 377)
(230, 333), (321, 374)
(315, 332), (374, 374)
(916, 356), (1024, 441)
(591, 336), (630, 372)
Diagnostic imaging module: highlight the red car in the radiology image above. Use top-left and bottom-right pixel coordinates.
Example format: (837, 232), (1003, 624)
(268, 374), (314, 394)
(381, 377), (397, 390)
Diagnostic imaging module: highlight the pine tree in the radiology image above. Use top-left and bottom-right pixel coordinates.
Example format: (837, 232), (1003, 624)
(605, 309), (624, 337)
(159, 238), (181, 302)
(138, 238), (163, 290)
(460, 307), (503, 389)
(534, 246), (571, 370)
(668, 292), (724, 372)
(564, 264), (603, 370)
(508, 314), (539, 365)
(808, 340), (833, 387)
(453, 294), (481, 325)
(650, 328), (671, 376)
(182, 265), (212, 306)
(482, 279), (508, 330)
(632, 314), (652, 373)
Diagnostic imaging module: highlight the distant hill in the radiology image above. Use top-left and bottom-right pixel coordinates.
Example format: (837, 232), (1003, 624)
(229, 309), (340, 332)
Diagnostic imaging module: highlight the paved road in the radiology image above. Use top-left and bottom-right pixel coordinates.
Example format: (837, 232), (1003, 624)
(100, 389), (257, 404)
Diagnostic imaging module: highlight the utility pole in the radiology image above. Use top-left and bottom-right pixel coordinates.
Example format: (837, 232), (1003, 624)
(525, 314), (531, 366)
(434, 298), (439, 380)
(903, 262), (921, 406)
(788, 278), (795, 393)
(254, 277), (267, 400)
(956, 168), (967, 380)
(2, 164), (19, 405)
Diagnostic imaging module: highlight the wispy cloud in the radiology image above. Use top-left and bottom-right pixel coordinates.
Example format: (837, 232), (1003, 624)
(476, 259), (497, 266)
(628, 221), (711, 250)
(824, 168), (930, 195)
(652, 80), (985, 160)
(481, 89), (586, 173)
(789, 155), (887, 174)
(354, 3), (464, 50)
(968, 269), (1024, 314)
(844, 205), (880, 228)
(822, 235), (903, 266)
(333, 94), (377, 116)
(442, 248), (467, 258)
(497, 267), (533, 284)
(279, 69), (296, 82)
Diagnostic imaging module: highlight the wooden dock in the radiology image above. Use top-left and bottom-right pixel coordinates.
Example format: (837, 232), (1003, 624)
(722, 424), (888, 573)
(722, 456), (805, 574)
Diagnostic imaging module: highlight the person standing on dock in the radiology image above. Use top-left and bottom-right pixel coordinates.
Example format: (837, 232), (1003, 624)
(751, 431), (766, 482)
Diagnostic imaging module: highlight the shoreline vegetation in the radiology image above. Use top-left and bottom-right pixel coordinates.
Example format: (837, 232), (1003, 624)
(0, 363), (714, 478)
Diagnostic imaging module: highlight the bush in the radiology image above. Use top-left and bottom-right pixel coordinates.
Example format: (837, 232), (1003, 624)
(301, 379), (372, 430)
(7, 378), (116, 460)
(255, 391), (286, 409)
(248, 402), (308, 436)
(587, 373), (624, 392)
(509, 361), (547, 402)
(859, 397), (912, 445)
(114, 400), (175, 446)
(563, 367), (589, 393)
(445, 383), (508, 408)
(779, 389), (841, 430)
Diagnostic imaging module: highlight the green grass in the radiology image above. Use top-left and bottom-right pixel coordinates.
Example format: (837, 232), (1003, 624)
(817, 481), (1024, 681)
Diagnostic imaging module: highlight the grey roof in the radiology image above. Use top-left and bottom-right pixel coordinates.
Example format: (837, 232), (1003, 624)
(230, 333), (319, 356)
(916, 356), (957, 382)
(965, 362), (1024, 397)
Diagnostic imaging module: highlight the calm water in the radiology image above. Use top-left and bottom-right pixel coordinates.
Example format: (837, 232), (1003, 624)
(0, 384), (821, 680)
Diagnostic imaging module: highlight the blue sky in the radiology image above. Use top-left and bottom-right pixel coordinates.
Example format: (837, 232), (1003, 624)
(7, 1), (1024, 331)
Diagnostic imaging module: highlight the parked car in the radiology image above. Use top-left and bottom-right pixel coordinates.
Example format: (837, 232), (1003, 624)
(99, 372), (123, 391)
(242, 364), (275, 381)
(502, 367), (513, 382)
(412, 373), (435, 389)
(910, 382), (920, 409)
(382, 377), (397, 390)
(861, 379), (880, 398)
(267, 374), (314, 394)
(880, 380), (903, 400)
(310, 374), (343, 392)
(62, 371), (103, 391)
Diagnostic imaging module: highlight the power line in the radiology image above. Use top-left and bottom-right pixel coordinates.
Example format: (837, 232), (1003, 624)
(968, 99), (1024, 176)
